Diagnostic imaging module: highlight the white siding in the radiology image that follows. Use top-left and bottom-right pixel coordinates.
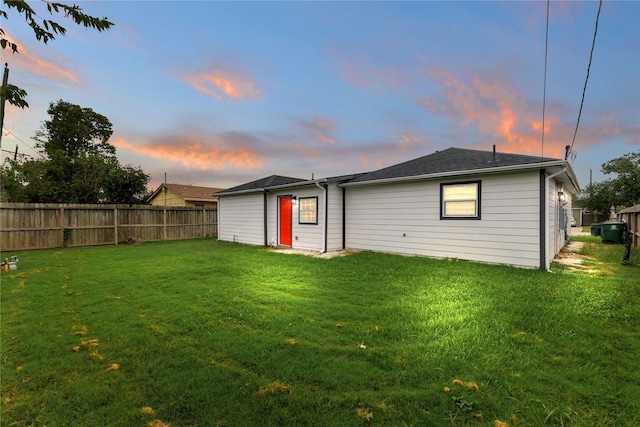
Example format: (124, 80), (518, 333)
(546, 178), (567, 269)
(345, 171), (542, 268)
(218, 193), (264, 245)
(326, 184), (344, 251)
(267, 187), (325, 251)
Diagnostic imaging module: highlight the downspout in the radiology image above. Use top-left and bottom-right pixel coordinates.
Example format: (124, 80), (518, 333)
(542, 167), (567, 270)
(315, 182), (327, 253)
(263, 190), (268, 246)
(342, 187), (346, 250)
(215, 196), (220, 241)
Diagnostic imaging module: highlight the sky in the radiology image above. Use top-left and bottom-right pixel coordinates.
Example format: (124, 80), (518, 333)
(1, 1), (638, 191)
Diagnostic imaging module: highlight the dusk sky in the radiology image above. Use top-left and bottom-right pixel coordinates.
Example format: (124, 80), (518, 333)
(1, 1), (638, 191)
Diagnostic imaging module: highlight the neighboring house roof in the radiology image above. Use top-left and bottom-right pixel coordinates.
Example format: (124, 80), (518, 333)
(214, 175), (307, 196)
(148, 183), (224, 203)
(347, 147), (562, 184)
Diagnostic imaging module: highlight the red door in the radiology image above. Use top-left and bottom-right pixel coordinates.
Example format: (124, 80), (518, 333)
(279, 196), (292, 246)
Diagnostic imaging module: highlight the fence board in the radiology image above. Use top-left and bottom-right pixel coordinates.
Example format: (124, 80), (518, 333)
(0, 203), (217, 251)
(618, 206), (640, 250)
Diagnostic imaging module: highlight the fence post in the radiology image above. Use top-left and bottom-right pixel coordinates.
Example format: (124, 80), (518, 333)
(163, 207), (167, 241)
(60, 206), (65, 248)
(114, 207), (118, 245)
(202, 206), (206, 238)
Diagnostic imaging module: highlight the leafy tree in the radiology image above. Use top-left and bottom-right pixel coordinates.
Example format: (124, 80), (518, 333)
(578, 151), (640, 216)
(1, 0), (113, 108)
(1, 99), (150, 204)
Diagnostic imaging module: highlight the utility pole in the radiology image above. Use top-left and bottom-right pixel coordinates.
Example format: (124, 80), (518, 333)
(0, 63), (9, 150)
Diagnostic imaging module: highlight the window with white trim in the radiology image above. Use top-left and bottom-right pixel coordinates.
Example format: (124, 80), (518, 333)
(299, 197), (318, 224)
(440, 181), (481, 219)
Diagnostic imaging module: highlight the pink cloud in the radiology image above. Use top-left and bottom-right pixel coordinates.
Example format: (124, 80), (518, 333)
(112, 134), (263, 171)
(390, 132), (435, 152)
(177, 65), (260, 101)
(422, 66), (578, 158)
(299, 116), (337, 143)
(2, 33), (80, 84)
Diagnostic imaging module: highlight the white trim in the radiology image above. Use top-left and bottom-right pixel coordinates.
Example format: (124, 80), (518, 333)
(340, 161), (572, 188)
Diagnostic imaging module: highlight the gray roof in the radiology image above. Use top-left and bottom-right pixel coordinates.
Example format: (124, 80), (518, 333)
(348, 147), (559, 183)
(214, 175), (306, 195)
(214, 147), (573, 195)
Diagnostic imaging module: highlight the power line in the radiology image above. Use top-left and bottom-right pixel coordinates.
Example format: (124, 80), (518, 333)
(540, 0), (550, 162)
(567, 0), (603, 160)
(2, 127), (41, 158)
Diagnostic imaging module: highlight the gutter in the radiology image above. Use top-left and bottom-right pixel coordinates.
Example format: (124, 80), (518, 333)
(215, 178), (328, 197)
(214, 188), (266, 196)
(339, 161), (569, 188)
(267, 178), (328, 191)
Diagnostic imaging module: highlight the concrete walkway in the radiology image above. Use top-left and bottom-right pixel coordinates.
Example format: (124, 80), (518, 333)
(554, 233), (597, 273)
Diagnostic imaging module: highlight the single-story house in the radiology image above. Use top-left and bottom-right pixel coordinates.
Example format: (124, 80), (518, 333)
(148, 183), (223, 207)
(214, 147), (579, 269)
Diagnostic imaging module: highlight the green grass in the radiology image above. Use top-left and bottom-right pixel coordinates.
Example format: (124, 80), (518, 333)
(2, 239), (639, 426)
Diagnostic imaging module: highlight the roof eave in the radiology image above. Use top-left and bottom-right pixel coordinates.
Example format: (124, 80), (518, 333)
(264, 178), (328, 191)
(214, 188), (266, 196)
(215, 178), (330, 196)
(339, 160), (570, 187)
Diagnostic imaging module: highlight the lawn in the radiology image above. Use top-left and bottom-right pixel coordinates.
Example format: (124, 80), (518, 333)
(1, 238), (639, 426)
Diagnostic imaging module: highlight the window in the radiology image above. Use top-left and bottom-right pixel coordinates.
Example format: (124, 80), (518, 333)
(440, 181), (481, 219)
(299, 197), (318, 224)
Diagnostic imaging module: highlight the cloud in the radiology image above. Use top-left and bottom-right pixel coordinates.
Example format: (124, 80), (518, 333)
(112, 132), (263, 171)
(422, 66), (575, 158)
(331, 48), (412, 90)
(177, 65), (260, 101)
(298, 116), (337, 144)
(390, 132), (435, 152)
(2, 33), (81, 84)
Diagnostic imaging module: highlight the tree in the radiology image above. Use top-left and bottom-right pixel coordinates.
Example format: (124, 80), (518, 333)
(578, 150), (640, 216)
(601, 151), (640, 207)
(1, 99), (150, 204)
(1, 0), (113, 108)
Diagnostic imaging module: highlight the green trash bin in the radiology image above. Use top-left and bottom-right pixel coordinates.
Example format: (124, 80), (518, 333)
(600, 221), (626, 244)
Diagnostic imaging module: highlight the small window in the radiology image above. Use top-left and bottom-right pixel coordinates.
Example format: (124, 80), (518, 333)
(299, 197), (318, 224)
(441, 181), (481, 219)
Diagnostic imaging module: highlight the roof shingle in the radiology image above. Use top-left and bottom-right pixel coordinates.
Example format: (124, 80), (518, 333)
(348, 147), (559, 183)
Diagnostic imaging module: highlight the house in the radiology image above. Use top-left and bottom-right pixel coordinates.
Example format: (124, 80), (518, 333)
(148, 183), (223, 207)
(215, 147), (580, 269)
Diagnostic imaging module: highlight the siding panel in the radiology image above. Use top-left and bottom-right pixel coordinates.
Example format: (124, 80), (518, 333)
(218, 193), (264, 245)
(345, 171), (542, 268)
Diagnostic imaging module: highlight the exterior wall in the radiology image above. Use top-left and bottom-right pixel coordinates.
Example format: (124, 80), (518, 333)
(345, 170), (542, 268)
(326, 184), (344, 251)
(267, 187), (326, 251)
(217, 193), (264, 245)
(546, 177), (569, 269)
(149, 190), (186, 207)
(149, 191), (216, 208)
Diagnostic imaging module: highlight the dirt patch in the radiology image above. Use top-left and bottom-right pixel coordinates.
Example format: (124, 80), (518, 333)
(554, 241), (598, 273)
(268, 248), (358, 259)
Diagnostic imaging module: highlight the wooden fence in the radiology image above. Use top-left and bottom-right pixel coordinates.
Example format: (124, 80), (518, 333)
(618, 205), (640, 250)
(0, 203), (217, 251)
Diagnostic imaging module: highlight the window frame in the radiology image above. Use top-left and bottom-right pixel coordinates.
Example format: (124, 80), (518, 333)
(298, 196), (318, 225)
(440, 180), (482, 220)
